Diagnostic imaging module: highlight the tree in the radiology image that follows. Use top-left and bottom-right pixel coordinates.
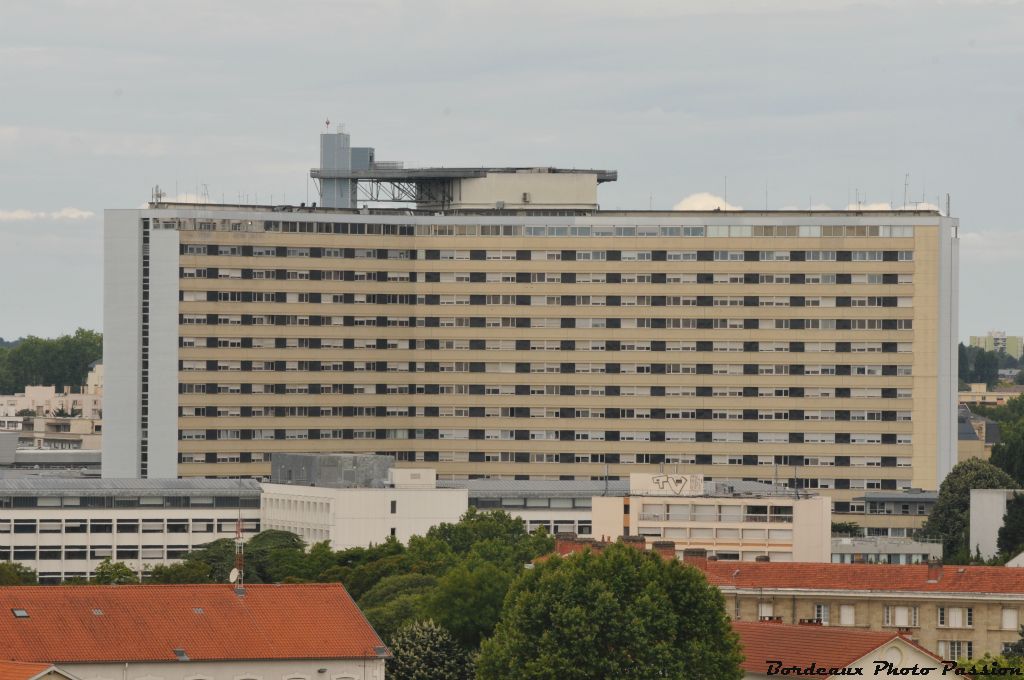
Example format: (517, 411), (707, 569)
(147, 560), (213, 583)
(359, 573), (437, 642)
(998, 493), (1024, 557)
(974, 350), (1000, 387)
(0, 561), (37, 585)
(831, 521), (861, 536)
(423, 560), (512, 649)
(92, 558), (139, 584)
(992, 419), (1024, 485)
(386, 619), (475, 680)
(924, 458), (1018, 561)
(959, 342), (970, 383)
(477, 542), (743, 680)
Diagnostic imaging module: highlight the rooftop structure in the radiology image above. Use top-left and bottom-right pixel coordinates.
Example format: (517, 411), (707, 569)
(0, 584), (387, 677)
(732, 621), (943, 679)
(310, 130), (615, 210)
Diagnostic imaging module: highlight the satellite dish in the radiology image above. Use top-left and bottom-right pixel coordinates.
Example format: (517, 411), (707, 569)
(229, 568), (240, 584)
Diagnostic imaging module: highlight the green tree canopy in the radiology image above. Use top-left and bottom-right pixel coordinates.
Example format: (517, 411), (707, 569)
(0, 328), (101, 394)
(998, 493), (1024, 557)
(0, 561), (38, 585)
(386, 619), (475, 680)
(477, 542), (743, 680)
(924, 458), (1018, 561)
(992, 419), (1024, 485)
(359, 573), (438, 642)
(92, 558), (140, 584)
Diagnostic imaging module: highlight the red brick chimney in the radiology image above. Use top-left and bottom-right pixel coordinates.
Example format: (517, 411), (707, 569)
(681, 547), (708, 570)
(927, 558), (943, 583)
(651, 540), (678, 561)
(620, 535), (646, 551)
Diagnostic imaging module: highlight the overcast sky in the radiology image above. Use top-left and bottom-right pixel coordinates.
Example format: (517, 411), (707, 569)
(1, 0), (1021, 340)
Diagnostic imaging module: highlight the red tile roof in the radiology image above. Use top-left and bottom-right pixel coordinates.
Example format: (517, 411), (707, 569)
(0, 662), (57, 680)
(733, 621), (936, 675)
(701, 560), (1024, 594)
(0, 584), (386, 663)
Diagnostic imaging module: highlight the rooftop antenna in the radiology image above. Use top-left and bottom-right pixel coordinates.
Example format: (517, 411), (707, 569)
(324, 118), (330, 132)
(723, 176), (728, 212)
(230, 478), (245, 594)
(903, 173), (910, 209)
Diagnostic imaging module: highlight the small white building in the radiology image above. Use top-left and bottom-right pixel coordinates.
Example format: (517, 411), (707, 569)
(592, 473), (831, 562)
(261, 468), (467, 548)
(0, 583), (388, 680)
(970, 488), (1020, 559)
(0, 478), (261, 582)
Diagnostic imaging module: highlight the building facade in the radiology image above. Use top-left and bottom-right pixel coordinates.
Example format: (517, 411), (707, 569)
(104, 170), (958, 501)
(970, 331), (1024, 360)
(591, 473), (831, 561)
(261, 467), (467, 548)
(698, 556), (1024, 660)
(0, 479), (260, 582)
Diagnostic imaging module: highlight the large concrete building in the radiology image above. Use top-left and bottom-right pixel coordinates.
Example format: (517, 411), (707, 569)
(103, 133), (959, 511)
(0, 478), (260, 582)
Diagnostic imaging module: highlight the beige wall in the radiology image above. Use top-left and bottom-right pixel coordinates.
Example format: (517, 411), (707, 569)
(60, 658), (384, 680)
(727, 589), (1020, 659)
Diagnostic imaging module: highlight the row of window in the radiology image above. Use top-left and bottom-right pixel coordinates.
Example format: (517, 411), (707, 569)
(183, 243), (915, 262)
(179, 383), (913, 399)
(178, 428), (913, 445)
(181, 338), (912, 353)
(182, 268), (914, 285)
(180, 406), (912, 422)
(183, 290), (915, 309)
(179, 360), (914, 376)
(180, 219), (916, 239)
(0, 495), (259, 509)
(178, 314), (916, 330)
(0, 518), (259, 533)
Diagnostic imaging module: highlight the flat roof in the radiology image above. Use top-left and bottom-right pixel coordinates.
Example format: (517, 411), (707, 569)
(310, 166), (618, 183)
(854, 490), (938, 502)
(0, 478), (261, 497)
(438, 478), (794, 499)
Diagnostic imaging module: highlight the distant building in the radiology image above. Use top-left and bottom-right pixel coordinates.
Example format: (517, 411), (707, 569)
(696, 553), (1024, 660)
(439, 477), (627, 536)
(591, 473), (831, 562)
(104, 134), (959, 495)
(0, 364), (103, 420)
(830, 535), (942, 564)
(734, 621), (944, 679)
(0, 478), (260, 583)
(0, 584), (388, 680)
(959, 382), (1024, 408)
(261, 459), (466, 548)
(970, 331), (1024, 360)
(832, 489), (937, 539)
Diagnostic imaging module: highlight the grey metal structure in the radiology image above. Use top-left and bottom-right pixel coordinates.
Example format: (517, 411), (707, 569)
(270, 452), (394, 488)
(0, 477), (261, 498)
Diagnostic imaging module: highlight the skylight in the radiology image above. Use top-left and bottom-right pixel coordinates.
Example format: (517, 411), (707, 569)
(11, 608), (28, 618)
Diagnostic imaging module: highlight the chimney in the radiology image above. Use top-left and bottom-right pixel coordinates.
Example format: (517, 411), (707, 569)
(681, 547), (708, 570)
(554, 532), (585, 556)
(651, 540), (678, 561)
(621, 535), (646, 551)
(927, 558), (943, 583)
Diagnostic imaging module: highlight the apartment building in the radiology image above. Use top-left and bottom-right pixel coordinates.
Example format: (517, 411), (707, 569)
(0, 478), (260, 582)
(698, 555), (1024, 660)
(970, 331), (1023, 360)
(0, 364), (103, 420)
(103, 134), (959, 504)
(591, 473), (830, 561)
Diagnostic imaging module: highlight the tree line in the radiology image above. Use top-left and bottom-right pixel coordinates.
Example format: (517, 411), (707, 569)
(0, 329), (102, 395)
(959, 342), (1022, 388)
(0, 509), (743, 680)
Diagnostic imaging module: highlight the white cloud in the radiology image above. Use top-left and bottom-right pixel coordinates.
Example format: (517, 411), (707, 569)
(673, 192), (743, 211)
(0, 208), (95, 222)
(960, 230), (1024, 263)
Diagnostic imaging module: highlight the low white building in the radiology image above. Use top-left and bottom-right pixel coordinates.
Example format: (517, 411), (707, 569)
(592, 473), (831, 562)
(0, 583), (388, 680)
(0, 478), (261, 582)
(970, 488), (1020, 559)
(261, 468), (467, 548)
(437, 477), (629, 536)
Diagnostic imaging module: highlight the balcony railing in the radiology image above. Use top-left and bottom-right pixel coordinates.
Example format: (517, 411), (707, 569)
(637, 512), (793, 523)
